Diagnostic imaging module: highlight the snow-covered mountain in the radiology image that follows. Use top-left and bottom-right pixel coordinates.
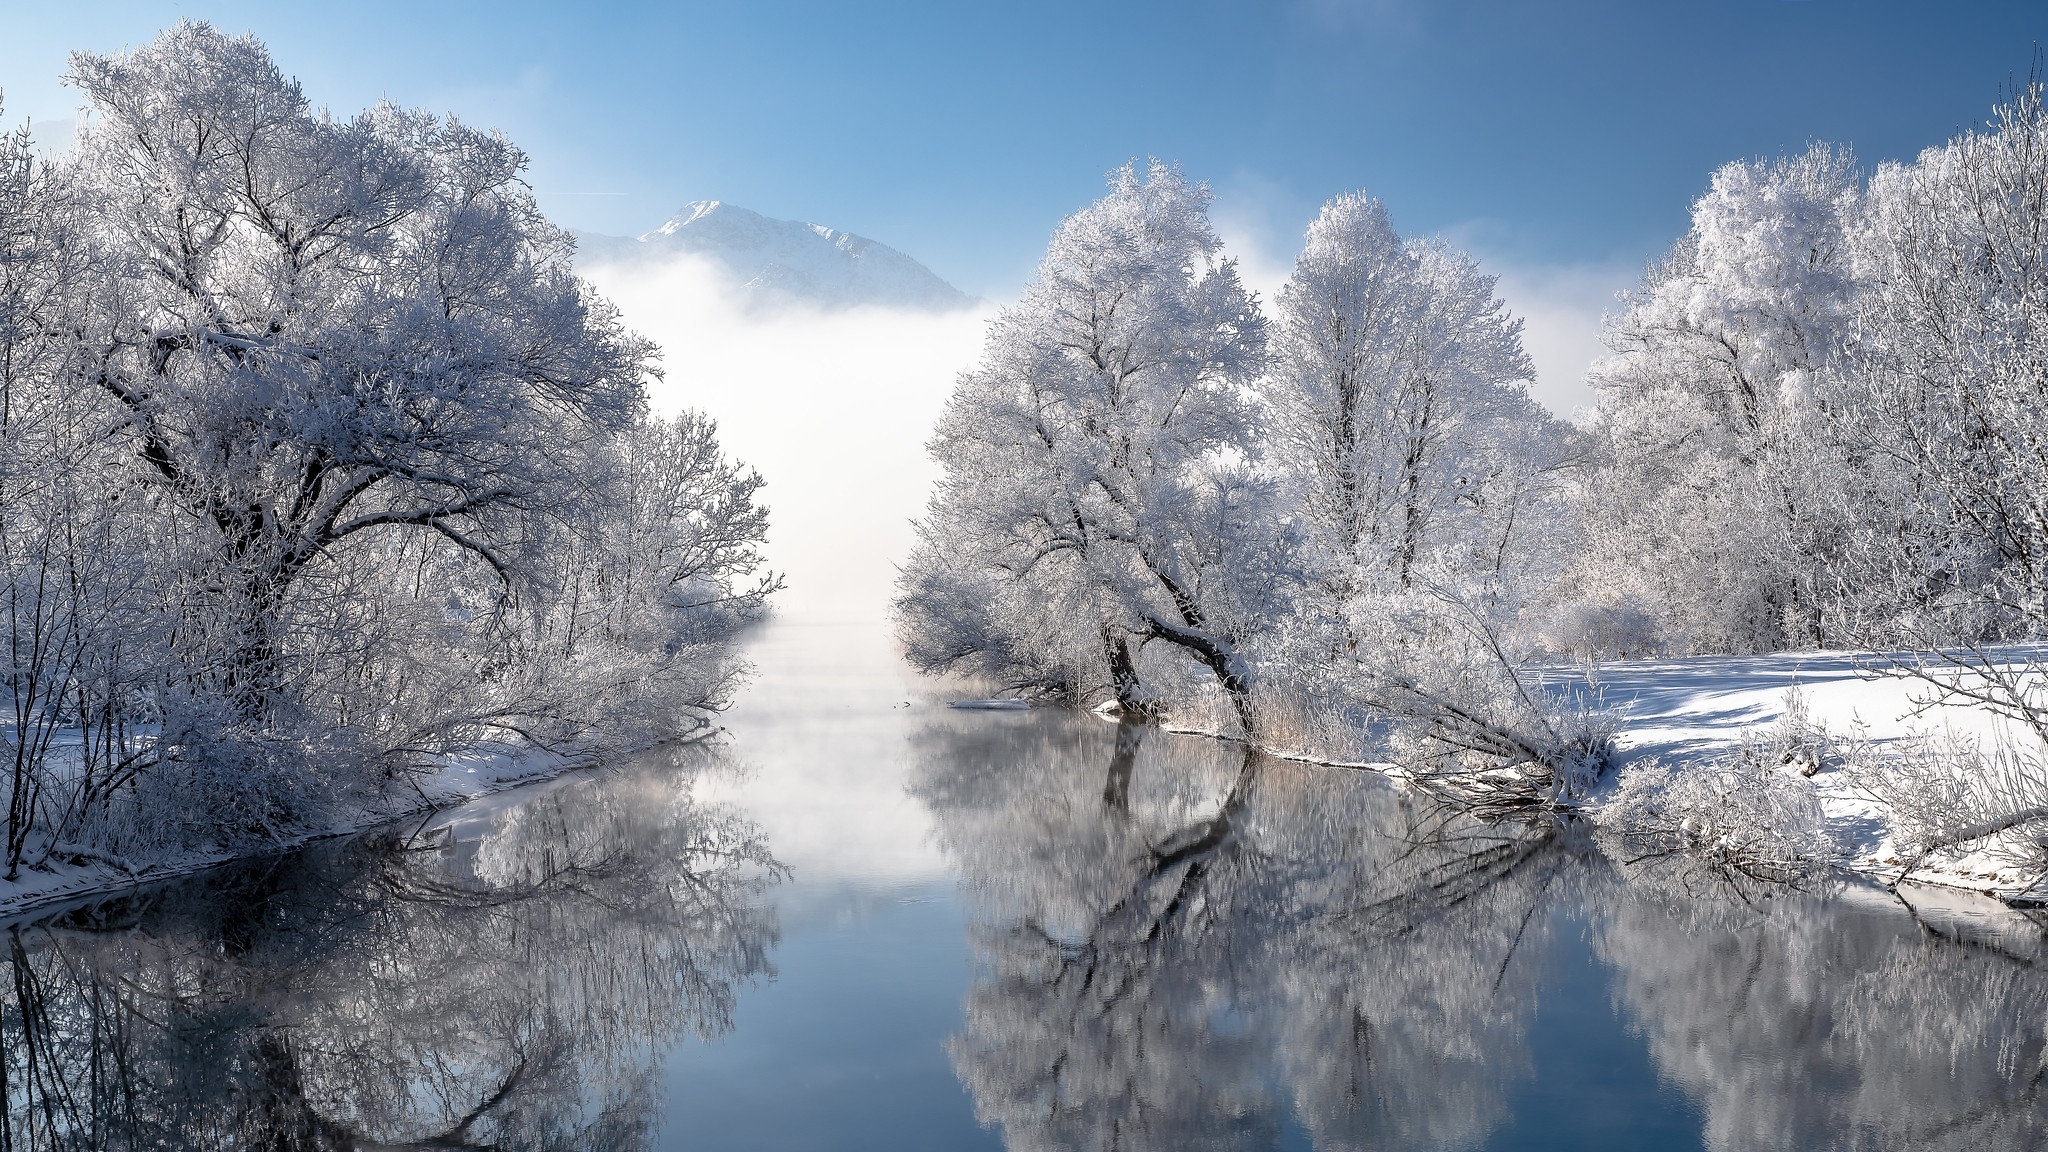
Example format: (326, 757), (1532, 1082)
(572, 201), (973, 312)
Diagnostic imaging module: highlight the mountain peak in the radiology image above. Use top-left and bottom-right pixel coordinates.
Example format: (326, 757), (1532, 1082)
(650, 199), (738, 237)
(576, 203), (972, 312)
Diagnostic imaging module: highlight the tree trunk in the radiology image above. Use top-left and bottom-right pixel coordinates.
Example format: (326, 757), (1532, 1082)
(1144, 615), (1256, 739)
(224, 568), (289, 722)
(1103, 632), (1154, 717)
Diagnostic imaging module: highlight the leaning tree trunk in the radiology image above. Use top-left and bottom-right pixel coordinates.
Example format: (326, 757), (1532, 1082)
(1144, 616), (1256, 739)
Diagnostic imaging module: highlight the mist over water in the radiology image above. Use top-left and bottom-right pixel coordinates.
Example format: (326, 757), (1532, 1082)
(581, 253), (991, 620)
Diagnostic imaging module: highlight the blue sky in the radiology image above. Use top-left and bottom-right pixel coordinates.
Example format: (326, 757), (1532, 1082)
(3, 1), (2041, 296)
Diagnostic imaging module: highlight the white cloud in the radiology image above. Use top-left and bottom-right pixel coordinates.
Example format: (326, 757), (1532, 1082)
(1483, 258), (1633, 421)
(1210, 173), (1301, 308)
(581, 254), (994, 620)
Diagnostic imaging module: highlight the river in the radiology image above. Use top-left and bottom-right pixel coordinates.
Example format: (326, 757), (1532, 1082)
(1, 611), (2043, 1150)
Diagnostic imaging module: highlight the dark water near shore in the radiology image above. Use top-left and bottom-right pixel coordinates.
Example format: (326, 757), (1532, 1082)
(3, 617), (2044, 1150)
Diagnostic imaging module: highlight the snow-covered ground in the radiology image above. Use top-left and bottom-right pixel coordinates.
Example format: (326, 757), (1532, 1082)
(1584, 646), (2048, 901)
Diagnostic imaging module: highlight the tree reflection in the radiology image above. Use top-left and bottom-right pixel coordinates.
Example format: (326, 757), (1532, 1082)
(0, 748), (782, 1150)
(912, 715), (1572, 1151)
(920, 712), (2048, 1151)
(1594, 882), (2048, 1151)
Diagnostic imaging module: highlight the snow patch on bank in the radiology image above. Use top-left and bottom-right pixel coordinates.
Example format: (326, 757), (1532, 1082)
(1576, 646), (2048, 901)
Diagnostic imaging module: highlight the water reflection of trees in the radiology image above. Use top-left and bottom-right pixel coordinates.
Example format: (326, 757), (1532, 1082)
(0, 749), (782, 1150)
(919, 713), (2048, 1152)
(1595, 888), (2048, 1151)
(912, 715), (1572, 1151)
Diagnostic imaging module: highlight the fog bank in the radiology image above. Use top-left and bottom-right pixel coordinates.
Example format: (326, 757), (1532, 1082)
(583, 254), (993, 620)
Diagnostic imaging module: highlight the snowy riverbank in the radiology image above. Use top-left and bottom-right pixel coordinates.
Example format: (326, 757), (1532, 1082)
(1584, 646), (2048, 902)
(11, 643), (2047, 925)
(0, 742), (643, 923)
(1146, 645), (2048, 906)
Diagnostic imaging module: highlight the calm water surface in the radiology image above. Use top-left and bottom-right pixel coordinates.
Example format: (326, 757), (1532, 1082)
(3, 615), (2045, 1149)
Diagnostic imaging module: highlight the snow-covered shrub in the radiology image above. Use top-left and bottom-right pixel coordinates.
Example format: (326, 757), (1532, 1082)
(1336, 579), (1613, 812)
(1849, 735), (2048, 875)
(1600, 696), (1845, 891)
(86, 726), (332, 857)
(1243, 658), (1386, 766)
(1840, 647), (2048, 877)
(1751, 685), (1836, 777)
(1538, 596), (1664, 664)
(1598, 747), (1842, 890)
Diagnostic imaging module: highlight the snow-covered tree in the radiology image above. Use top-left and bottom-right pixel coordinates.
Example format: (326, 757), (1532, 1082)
(1267, 194), (1548, 603)
(1577, 144), (1864, 654)
(897, 162), (1272, 732)
(1259, 193), (1591, 798)
(61, 23), (651, 714)
(0, 24), (777, 860)
(1811, 80), (2048, 871)
(900, 174), (1596, 790)
(1846, 80), (2048, 642)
